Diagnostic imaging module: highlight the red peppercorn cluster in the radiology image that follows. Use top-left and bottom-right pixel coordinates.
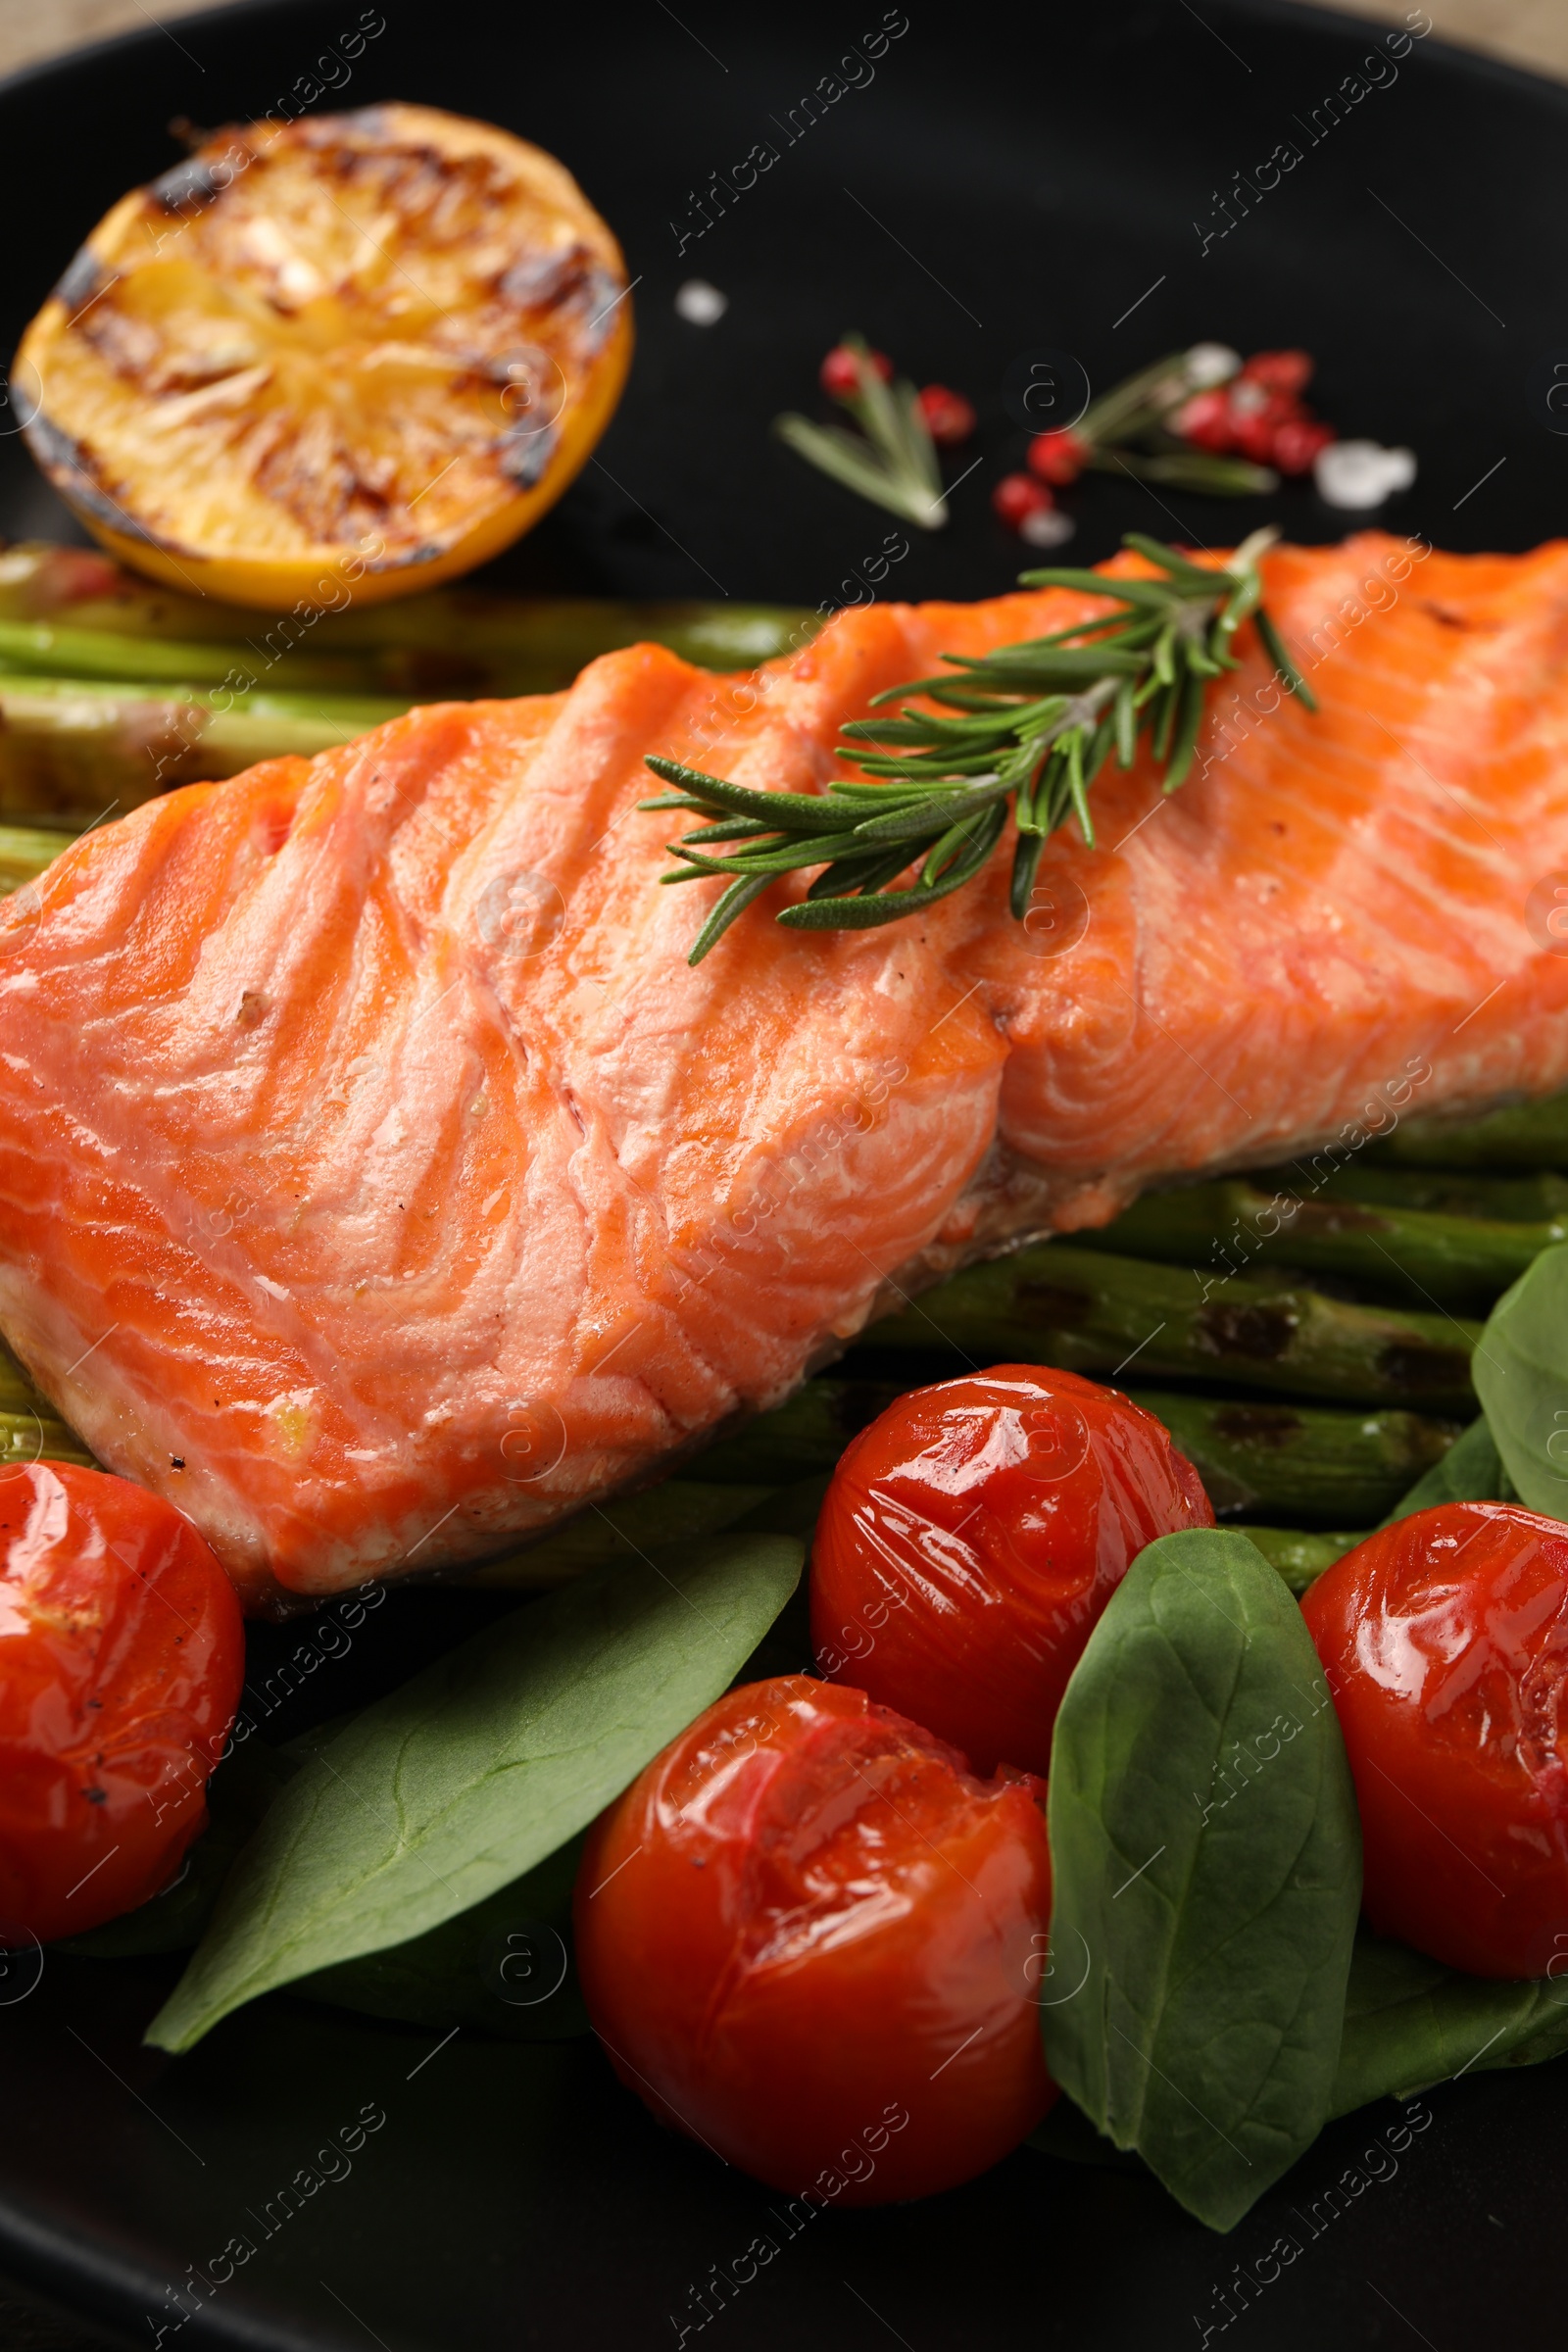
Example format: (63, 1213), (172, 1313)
(820, 343), (893, 398)
(989, 431), (1086, 533)
(989, 424), (1095, 535)
(915, 383), (977, 446)
(819, 345), (977, 449)
(1027, 428), (1092, 486)
(1173, 350), (1335, 476)
(992, 472), (1051, 528)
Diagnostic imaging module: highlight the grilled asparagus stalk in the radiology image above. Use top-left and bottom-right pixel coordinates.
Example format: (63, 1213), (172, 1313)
(1082, 1178), (1558, 1314)
(1241, 1526), (1366, 1597)
(694, 1380), (907, 1485)
(0, 1409), (93, 1469)
(0, 1296), (1432, 1575)
(1247, 1162), (1568, 1225)
(1130, 1390), (1458, 1527)
(0, 822), (71, 895)
(0, 1340), (46, 1414)
(0, 543), (815, 696)
(1363, 1088), (1568, 1172)
(457, 1479), (776, 1590)
(496, 1373), (1458, 1527)
(465, 1377), (1444, 1589)
(0, 676), (408, 826)
(864, 1244), (1480, 1413)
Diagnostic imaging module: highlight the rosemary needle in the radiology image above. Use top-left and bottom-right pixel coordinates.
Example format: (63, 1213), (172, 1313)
(641, 529), (1312, 964)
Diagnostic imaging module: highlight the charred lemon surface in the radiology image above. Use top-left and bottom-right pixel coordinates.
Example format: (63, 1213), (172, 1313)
(16, 105), (632, 608)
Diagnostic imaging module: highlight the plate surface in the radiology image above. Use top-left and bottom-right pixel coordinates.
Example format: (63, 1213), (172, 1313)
(0, 0), (1564, 2343)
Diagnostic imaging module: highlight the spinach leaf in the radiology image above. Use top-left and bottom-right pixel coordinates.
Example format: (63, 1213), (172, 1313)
(1472, 1243), (1568, 1518)
(1043, 1528), (1361, 2232)
(1378, 1414), (1511, 1528)
(1331, 1924), (1568, 2114)
(147, 1534), (802, 2053)
(298, 1833), (590, 2043)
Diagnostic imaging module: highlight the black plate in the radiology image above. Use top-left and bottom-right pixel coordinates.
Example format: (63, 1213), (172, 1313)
(0, 1), (1564, 2343)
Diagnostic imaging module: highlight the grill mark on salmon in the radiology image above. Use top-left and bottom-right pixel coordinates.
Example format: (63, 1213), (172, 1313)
(3, 533), (1568, 1609)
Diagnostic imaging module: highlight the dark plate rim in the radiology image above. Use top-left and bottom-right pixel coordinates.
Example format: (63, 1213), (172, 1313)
(0, 1), (1563, 2345)
(3, 0), (1567, 122)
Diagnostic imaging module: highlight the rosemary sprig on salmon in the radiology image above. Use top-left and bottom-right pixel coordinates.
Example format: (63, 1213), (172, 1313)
(642, 528), (1313, 963)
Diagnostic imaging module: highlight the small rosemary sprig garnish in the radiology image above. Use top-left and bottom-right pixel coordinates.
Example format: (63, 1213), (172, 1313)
(641, 528), (1312, 965)
(772, 334), (948, 531)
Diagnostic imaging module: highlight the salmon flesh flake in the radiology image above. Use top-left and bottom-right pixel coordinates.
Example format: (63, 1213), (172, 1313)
(2, 534), (1566, 1609)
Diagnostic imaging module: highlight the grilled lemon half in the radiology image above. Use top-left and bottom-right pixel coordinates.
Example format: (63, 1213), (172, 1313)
(16, 104), (632, 609)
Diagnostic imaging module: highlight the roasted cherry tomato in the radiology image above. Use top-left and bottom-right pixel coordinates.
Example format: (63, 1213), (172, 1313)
(809, 1366), (1213, 1776)
(0, 1463), (244, 1944)
(1302, 1501), (1568, 1979)
(574, 1676), (1055, 2203)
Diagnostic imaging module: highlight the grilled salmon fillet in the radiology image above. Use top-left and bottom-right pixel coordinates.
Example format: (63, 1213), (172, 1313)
(2, 533), (1566, 1609)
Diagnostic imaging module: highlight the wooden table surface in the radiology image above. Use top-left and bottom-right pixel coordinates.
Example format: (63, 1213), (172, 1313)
(0, 0), (1564, 80)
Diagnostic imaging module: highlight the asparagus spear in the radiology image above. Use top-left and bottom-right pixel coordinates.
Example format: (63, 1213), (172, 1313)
(0, 676), (409, 827)
(1081, 1178), (1557, 1314)
(0, 1338), (47, 1415)
(457, 1479), (776, 1589)
(1242, 1527), (1366, 1598)
(863, 1244), (1480, 1412)
(0, 619), (384, 693)
(0, 545), (815, 696)
(0, 1295), (1421, 1578)
(695, 1379), (907, 1484)
(1129, 1389), (1457, 1528)
(480, 1374), (1454, 1531)
(0, 1409), (94, 1469)
(1364, 1088), (1568, 1172)
(458, 1390), (1408, 1590)
(0, 1337), (88, 1467)
(1246, 1162), (1568, 1225)
(0, 822), (70, 894)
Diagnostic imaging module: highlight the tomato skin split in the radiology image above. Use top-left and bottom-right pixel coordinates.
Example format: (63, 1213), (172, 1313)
(574, 1675), (1055, 2203)
(809, 1365), (1213, 1777)
(1303, 1500), (1568, 1980)
(0, 1463), (244, 1944)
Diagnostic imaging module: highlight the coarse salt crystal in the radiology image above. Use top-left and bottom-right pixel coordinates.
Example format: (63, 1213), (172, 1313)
(1019, 506), (1076, 549)
(1314, 439), (1418, 511)
(675, 280), (727, 326)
